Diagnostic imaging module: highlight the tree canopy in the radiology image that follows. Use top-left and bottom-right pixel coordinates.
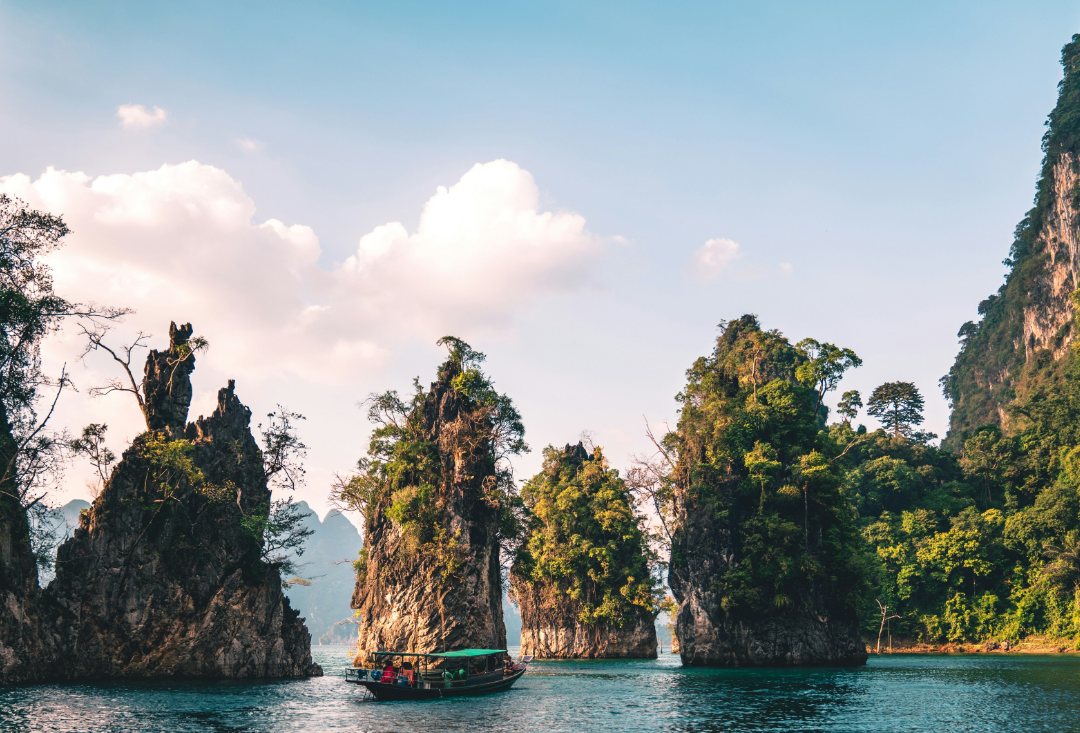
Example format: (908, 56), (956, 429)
(867, 382), (925, 439)
(334, 336), (526, 573)
(511, 442), (658, 626)
(667, 315), (866, 620)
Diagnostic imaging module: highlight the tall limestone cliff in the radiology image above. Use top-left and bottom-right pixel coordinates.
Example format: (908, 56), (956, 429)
(46, 323), (321, 679)
(944, 35), (1080, 445)
(344, 338), (523, 661)
(667, 316), (866, 666)
(510, 443), (658, 659)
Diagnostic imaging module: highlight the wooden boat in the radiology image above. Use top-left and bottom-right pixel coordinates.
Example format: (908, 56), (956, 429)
(345, 648), (529, 701)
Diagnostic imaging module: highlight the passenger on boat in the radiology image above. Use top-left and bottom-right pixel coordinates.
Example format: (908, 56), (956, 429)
(380, 661), (396, 683)
(401, 662), (415, 686)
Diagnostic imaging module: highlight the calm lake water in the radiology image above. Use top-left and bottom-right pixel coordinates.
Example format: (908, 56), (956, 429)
(2, 646), (1079, 732)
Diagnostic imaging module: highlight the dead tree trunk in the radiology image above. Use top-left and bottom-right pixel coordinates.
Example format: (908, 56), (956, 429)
(875, 599), (900, 654)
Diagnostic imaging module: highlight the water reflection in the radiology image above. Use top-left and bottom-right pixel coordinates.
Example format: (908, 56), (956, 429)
(2, 649), (1080, 732)
(660, 662), (866, 731)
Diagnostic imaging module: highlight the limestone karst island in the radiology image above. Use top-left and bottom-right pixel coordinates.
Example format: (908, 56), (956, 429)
(4, 4), (1080, 732)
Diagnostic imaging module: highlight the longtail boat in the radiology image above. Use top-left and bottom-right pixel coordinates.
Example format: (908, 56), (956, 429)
(345, 648), (529, 700)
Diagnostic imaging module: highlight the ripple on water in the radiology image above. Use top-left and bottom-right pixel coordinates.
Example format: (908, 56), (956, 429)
(2, 649), (1080, 732)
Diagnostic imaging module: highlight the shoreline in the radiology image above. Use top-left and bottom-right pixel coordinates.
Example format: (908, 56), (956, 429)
(866, 637), (1080, 655)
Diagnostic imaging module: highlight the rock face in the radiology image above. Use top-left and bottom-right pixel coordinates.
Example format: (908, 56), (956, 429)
(510, 443), (657, 659)
(670, 495), (866, 666)
(944, 35), (1080, 445)
(0, 405), (58, 684)
(351, 346), (509, 661)
(45, 323), (321, 679)
(671, 591), (867, 667)
(514, 590), (657, 659)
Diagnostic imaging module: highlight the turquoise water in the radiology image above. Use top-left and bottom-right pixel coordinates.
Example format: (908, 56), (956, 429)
(3, 646), (1080, 732)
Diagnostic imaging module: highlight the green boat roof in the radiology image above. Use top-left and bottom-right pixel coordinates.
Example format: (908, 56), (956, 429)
(374, 648), (506, 658)
(434, 648), (506, 658)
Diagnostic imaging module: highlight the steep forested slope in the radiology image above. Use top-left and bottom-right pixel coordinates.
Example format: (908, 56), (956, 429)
(944, 35), (1080, 445)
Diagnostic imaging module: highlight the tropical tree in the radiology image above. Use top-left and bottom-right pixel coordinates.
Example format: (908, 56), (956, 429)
(795, 338), (862, 414)
(511, 443), (658, 626)
(0, 194), (120, 567)
(837, 390), (862, 422)
(867, 382), (925, 438)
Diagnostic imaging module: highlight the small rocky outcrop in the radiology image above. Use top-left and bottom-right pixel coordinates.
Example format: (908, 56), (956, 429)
(45, 323), (321, 679)
(513, 589), (657, 659)
(671, 581), (867, 667)
(349, 339), (516, 661)
(510, 443), (657, 659)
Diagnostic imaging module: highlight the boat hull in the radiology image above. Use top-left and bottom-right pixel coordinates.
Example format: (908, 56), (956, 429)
(353, 668), (526, 700)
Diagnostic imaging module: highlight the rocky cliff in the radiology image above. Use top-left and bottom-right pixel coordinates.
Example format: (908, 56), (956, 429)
(45, 323), (321, 679)
(944, 35), (1080, 445)
(510, 443), (657, 659)
(667, 316), (867, 666)
(513, 588), (657, 659)
(348, 339), (518, 662)
(0, 404), (58, 684)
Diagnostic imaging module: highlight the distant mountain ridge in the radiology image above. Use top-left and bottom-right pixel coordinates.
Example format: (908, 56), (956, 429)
(285, 502), (363, 644)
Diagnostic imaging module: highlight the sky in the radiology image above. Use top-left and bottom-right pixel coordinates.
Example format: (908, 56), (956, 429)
(2, 1), (1079, 519)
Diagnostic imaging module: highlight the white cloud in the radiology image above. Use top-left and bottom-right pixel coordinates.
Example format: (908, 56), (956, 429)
(692, 237), (740, 278)
(1, 158), (606, 512)
(115, 104), (168, 129)
(337, 159), (603, 328)
(234, 137), (263, 153)
(0, 158), (604, 383)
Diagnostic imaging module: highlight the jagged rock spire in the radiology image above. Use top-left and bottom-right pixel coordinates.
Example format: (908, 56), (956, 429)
(143, 321), (195, 435)
(44, 321), (321, 680)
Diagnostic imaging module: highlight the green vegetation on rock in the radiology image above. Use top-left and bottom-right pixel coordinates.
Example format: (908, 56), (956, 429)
(337, 337), (525, 576)
(666, 315), (868, 664)
(511, 443), (658, 627)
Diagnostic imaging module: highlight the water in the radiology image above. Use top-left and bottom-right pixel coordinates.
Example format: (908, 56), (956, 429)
(3, 647), (1080, 732)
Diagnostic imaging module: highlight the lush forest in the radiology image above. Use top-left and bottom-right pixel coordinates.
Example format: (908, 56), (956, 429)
(653, 310), (1080, 649)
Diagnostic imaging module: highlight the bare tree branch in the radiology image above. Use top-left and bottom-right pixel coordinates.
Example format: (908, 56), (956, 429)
(78, 324), (150, 428)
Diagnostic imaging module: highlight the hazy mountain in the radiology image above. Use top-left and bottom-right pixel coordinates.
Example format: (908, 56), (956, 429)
(285, 502), (363, 645)
(36, 499), (90, 585)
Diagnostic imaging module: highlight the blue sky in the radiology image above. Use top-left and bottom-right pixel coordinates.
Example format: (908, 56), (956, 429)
(2, 1), (1079, 514)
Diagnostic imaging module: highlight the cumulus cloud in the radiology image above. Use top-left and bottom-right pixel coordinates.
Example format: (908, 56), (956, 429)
(0, 158), (604, 384)
(692, 237), (740, 278)
(2, 159), (607, 509)
(338, 159), (602, 326)
(115, 104), (168, 129)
